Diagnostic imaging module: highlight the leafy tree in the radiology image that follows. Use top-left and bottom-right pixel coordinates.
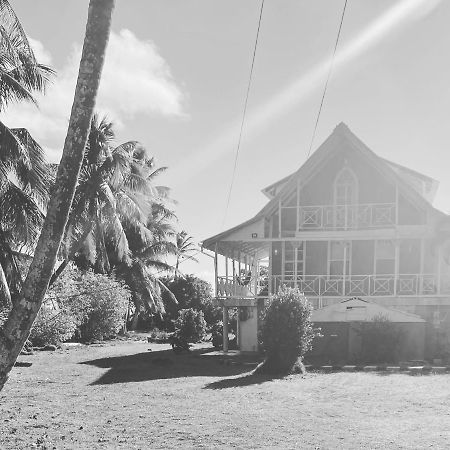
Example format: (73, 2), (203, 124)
(159, 275), (219, 329)
(0, 0), (115, 391)
(174, 308), (207, 343)
(30, 264), (130, 345)
(256, 287), (319, 375)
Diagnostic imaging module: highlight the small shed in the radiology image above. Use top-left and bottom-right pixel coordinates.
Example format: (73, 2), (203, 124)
(309, 298), (426, 363)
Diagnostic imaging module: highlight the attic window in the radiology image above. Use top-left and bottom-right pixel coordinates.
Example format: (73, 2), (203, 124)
(334, 167), (358, 205)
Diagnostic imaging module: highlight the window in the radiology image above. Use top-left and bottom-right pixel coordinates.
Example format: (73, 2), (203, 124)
(329, 241), (351, 277)
(375, 240), (395, 275)
(334, 167), (358, 206)
(284, 241), (304, 280)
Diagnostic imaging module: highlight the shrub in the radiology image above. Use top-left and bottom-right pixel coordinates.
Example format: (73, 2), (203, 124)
(29, 308), (77, 346)
(37, 265), (130, 342)
(359, 314), (404, 363)
(257, 287), (319, 375)
(159, 275), (220, 329)
(174, 308), (207, 343)
(71, 271), (130, 342)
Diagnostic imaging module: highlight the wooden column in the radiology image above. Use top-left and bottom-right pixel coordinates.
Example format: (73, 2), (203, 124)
(214, 244), (218, 297)
(394, 240), (399, 296)
(395, 183), (399, 226)
(419, 239), (425, 295)
(222, 307), (229, 353)
(437, 245), (442, 295)
(269, 241), (273, 295)
(296, 179), (300, 233)
(278, 199), (282, 238)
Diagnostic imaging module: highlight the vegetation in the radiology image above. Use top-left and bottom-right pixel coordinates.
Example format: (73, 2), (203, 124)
(257, 287), (319, 375)
(0, 0), (53, 308)
(0, 0), (115, 390)
(29, 265), (130, 345)
(159, 275), (219, 330)
(175, 231), (198, 271)
(174, 308), (207, 343)
(53, 114), (179, 323)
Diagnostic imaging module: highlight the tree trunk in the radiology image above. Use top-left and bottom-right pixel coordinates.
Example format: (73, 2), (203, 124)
(0, 0), (115, 391)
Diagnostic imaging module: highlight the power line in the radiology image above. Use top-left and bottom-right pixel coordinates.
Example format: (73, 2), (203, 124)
(222, 0), (265, 227)
(306, 0), (348, 159)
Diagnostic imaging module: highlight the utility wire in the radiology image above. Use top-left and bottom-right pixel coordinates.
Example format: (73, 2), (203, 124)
(222, 0), (265, 227)
(306, 0), (348, 159)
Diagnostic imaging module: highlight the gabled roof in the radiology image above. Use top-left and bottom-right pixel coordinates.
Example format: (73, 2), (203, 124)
(202, 123), (445, 249)
(311, 298), (425, 323)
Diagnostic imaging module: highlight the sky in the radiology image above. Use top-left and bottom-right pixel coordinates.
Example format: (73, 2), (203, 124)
(5, 0), (450, 285)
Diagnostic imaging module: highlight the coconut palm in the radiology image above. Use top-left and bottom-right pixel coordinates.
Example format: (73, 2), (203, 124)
(175, 230), (198, 272)
(50, 114), (179, 316)
(0, 0), (115, 391)
(0, 0), (54, 307)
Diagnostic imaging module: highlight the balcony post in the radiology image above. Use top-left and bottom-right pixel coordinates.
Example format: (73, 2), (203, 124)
(394, 240), (399, 296)
(437, 245), (442, 294)
(222, 307), (229, 353)
(296, 179), (300, 232)
(214, 243), (218, 297)
(395, 183), (399, 226)
(278, 199), (282, 238)
(419, 239), (425, 295)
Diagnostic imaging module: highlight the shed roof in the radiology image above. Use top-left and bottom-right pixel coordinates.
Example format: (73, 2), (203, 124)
(311, 298), (426, 323)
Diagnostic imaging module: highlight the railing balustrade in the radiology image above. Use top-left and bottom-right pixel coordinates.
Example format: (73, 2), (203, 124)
(281, 203), (396, 232)
(216, 274), (446, 298)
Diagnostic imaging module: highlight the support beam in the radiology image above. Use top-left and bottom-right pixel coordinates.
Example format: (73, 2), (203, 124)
(394, 240), (399, 296)
(222, 307), (229, 353)
(214, 243), (218, 297)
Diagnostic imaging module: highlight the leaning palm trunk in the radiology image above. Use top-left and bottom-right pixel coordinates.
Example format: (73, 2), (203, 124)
(0, 0), (115, 391)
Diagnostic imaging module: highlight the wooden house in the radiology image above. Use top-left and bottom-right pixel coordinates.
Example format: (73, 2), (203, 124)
(202, 123), (450, 359)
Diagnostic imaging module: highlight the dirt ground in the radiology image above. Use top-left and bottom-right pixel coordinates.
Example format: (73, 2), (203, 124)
(0, 340), (449, 449)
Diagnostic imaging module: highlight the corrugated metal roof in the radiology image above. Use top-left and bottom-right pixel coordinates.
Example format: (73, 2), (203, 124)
(311, 298), (426, 323)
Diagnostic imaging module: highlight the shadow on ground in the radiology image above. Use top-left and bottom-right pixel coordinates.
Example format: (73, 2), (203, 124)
(203, 372), (284, 390)
(80, 348), (259, 385)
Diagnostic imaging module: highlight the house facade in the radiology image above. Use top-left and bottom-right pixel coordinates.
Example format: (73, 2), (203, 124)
(202, 123), (450, 357)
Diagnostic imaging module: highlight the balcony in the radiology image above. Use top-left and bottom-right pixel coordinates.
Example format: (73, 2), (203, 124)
(271, 274), (442, 297)
(282, 203), (396, 232)
(216, 273), (448, 300)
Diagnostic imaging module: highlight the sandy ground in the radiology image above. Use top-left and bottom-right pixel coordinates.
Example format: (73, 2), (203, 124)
(0, 340), (449, 449)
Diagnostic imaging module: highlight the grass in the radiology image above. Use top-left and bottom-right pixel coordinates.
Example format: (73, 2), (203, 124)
(1, 340), (449, 449)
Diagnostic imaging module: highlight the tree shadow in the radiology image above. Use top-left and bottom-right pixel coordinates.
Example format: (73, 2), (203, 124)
(79, 348), (259, 385)
(203, 372), (284, 390)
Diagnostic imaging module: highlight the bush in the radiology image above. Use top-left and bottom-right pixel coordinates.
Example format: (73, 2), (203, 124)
(257, 287), (319, 375)
(29, 308), (77, 347)
(174, 308), (207, 343)
(159, 275), (220, 329)
(359, 314), (404, 363)
(71, 271), (130, 342)
(33, 265), (131, 343)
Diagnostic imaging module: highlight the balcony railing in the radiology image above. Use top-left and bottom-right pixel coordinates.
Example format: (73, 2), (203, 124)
(216, 274), (448, 299)
(282, 203), (396, 232)
(271, 274), (442, 297)
(216, 276), (268, 298)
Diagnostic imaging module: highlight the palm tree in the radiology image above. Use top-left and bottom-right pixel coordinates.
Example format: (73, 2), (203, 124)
(0, 0), (115, 391)
(0, 0), (53, 307)
(49, 114), (178, 317)
(175, 231), (198, 272)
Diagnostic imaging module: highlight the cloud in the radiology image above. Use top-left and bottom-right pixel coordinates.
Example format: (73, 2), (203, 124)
(3, 30), (186, 161)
